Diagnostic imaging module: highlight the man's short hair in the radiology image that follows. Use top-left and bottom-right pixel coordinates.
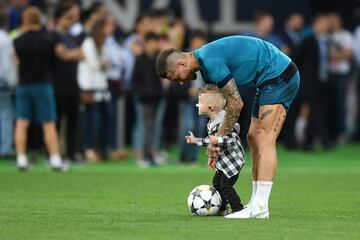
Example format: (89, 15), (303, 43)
(156, 48), (181, 78)
(253, 10), (272, 23)
(285, 12), (302, 23)
(135, 11), (152, 27)
(22, 6), (42, 25)
(312, 12), (329, 24)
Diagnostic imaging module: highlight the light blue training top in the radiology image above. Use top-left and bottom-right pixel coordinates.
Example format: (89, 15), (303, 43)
(193, 36), (291, 88)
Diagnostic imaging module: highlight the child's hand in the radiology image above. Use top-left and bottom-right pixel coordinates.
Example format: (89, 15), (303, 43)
(206, 145), (221, 159)
(209, 135), (218, 145)
(185, 131), (197, 144)
(207, 157), (216, 169)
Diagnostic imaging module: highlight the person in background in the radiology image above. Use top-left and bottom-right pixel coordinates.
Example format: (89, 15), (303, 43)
(282, 12), (304, 57)
(77, 18), (111, 162)
(353, 13), (360, 141)
(160, 14), (194, 163)
(280, 12), (304, 149)
(0, 10), (17, 157)
(151, 9), (171, 35)
(132, 32), (163, 167)
(7, 0), (29, 31)
(123, 12), (154, 88)
(246, 10), (289, 54)
(70, 1), (107, 44)
(11, 4), (44, 164)
(328, 12), (354, 143)
(178, 30), (207, 164)
(124, 12), (153, 163)
(103, 15), (128, 160)
(14, 7), (66, 170)
(149, 9), (175, 165)
(52, 2), (84, 162)
(295, 13), (334, 151)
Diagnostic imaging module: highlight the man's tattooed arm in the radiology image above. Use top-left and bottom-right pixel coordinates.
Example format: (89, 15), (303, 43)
(217, 79), (243, 136)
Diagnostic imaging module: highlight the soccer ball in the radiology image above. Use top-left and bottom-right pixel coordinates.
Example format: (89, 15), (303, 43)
(187, 185), (222, 216)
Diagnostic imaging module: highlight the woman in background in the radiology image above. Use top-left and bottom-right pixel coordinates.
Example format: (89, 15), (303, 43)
(77, 18), (111, 162)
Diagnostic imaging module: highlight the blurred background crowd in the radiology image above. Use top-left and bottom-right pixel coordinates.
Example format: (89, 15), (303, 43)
(1, 0), (360, 168)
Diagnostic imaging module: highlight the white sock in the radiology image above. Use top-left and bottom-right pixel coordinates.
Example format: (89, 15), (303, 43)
(17, 154), (28, 167)
(252, 181), (273, 212)
(246, 181), (257, 207)
(50, 154), (62, 168)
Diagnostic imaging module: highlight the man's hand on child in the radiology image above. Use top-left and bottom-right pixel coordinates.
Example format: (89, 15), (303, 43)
(185, 131), (197, 144)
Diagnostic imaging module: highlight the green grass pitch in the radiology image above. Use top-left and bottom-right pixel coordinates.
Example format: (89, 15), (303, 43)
(0, 144), (360, 240)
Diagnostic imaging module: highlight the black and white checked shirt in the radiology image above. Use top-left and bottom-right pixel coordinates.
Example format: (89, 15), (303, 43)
(196, 111), (245, 178)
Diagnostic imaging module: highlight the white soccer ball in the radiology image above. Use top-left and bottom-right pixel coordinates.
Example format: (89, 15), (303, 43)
(187, 185), (222, 216)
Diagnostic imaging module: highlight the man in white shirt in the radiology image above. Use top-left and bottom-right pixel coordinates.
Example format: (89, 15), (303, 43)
(0, 11), (17, 157)
(352, 15), (360, 141)
(328, 13), (354, 142)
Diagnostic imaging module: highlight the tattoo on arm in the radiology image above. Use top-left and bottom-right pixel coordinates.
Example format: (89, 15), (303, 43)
(260, 109), (273, 120)
(218, 79), (243, 136)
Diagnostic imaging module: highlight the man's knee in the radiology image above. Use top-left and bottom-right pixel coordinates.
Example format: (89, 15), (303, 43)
(253, 127), (276, 146)
(15, 120), (29, 131)
(42, 122), (56, 131)
(247, 129), (273, 148)
(42, 122), (59, 140)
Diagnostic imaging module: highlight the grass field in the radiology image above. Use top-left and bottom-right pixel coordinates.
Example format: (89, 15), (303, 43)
(0, 144), (360, 240)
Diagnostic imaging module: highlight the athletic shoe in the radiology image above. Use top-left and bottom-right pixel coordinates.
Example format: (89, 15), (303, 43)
(136, 158), (151, 168)
(153, 151), (168, 165)
(84, 149), (101, 163)
(17, 155), (29, 171)
(225, 205), (269, 219)
(51, 162), (70, 172)
(50, 158), (70, 172)
(110, 149), (128, 161)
